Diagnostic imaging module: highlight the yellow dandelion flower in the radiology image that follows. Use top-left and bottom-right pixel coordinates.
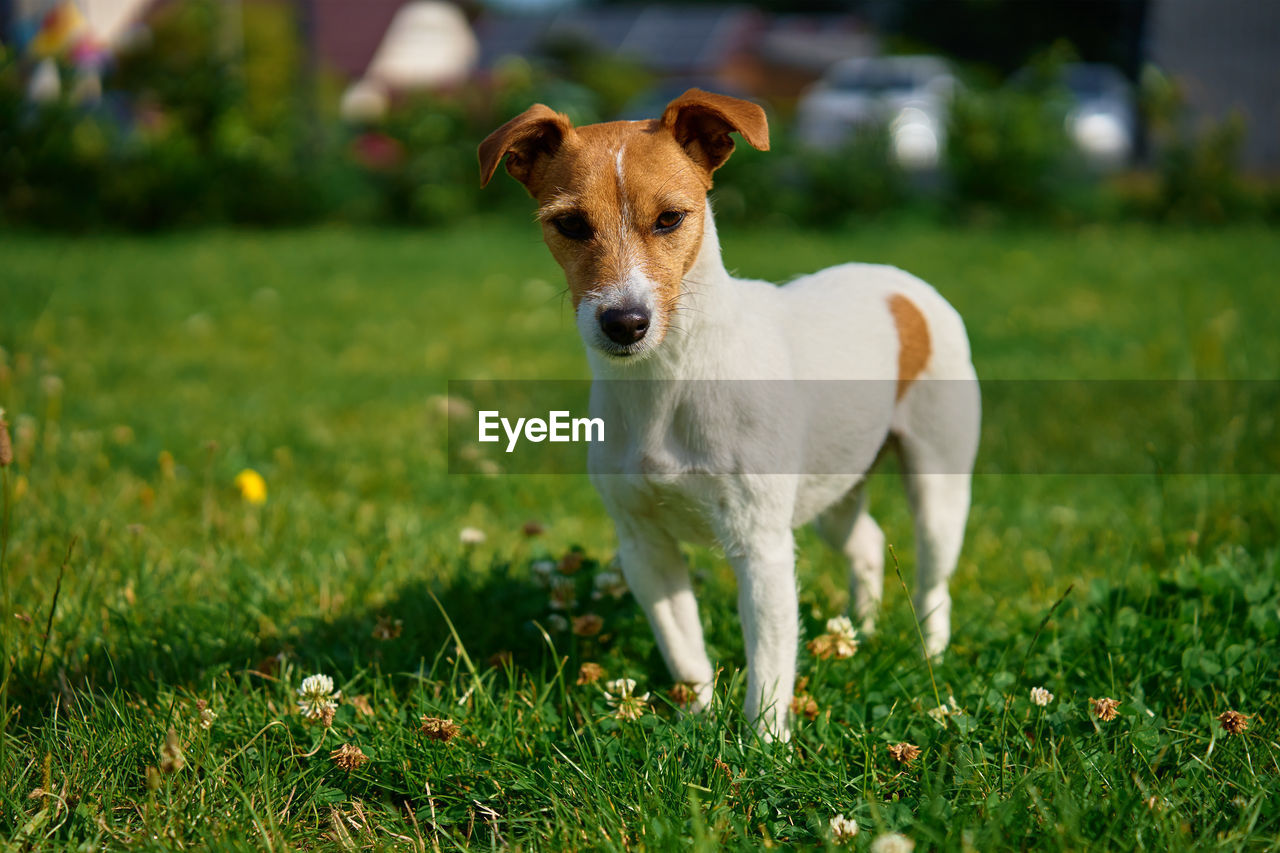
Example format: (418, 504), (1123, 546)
(235, 468), (267, 504)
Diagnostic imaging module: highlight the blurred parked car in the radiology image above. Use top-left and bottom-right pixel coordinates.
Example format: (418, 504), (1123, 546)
(1011, 62), (1138, 168)
(796, 55), (956, 170)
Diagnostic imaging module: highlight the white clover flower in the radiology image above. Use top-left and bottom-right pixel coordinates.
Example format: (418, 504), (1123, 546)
(546, 613), (569, 632)
(297, 673), (341, 720)
(807, 615), (860, 659)
(927, 694), (961, 725)
(199, 708), (217, 729)
(531, 559), (557, 585)
(1030, 686), (1054, 707)
(459, 526), (486, 545)
(870, 832), (916, 853)
(592, 570), (629, 600)
(825, 616), (856, 639)
(603, 677), (650, 721)
(829, 813), (859, 842)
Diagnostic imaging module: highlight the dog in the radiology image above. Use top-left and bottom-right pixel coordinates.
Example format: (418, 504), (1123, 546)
(479, 89), (980, 740)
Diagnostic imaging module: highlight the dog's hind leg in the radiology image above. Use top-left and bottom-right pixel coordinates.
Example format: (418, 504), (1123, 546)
(893, 375), (980, 657)
(615, 523), (715, 711)
(815, 485), (884, 635)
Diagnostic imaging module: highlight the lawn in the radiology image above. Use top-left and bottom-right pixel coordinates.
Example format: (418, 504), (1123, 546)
(1, 220), (1278, 850)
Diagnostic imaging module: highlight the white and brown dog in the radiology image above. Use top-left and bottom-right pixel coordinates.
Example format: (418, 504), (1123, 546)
(480, 90), (980, 740)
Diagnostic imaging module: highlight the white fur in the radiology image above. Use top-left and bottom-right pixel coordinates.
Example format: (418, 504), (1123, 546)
(584, 205), (980, 740)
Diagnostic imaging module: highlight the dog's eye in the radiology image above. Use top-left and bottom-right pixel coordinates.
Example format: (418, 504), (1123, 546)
(553, 214), (592, 240)
(654, 210), (685, 233)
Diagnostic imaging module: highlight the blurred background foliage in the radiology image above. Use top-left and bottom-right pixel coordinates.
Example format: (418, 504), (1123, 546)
(0, 0), (1274, 232)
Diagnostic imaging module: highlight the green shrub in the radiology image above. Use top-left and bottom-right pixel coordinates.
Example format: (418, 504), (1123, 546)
(942, 82), (1093, 221)
(1138, 66), (1256, 223)
(715, 128), (912, 229)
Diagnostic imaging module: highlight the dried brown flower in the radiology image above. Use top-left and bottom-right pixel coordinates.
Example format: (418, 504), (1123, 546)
(319, 705), (336, 728)
(558, 550), (585, 575)
(522, 520), (545, 537)
(1218, 710), (1249, 735)
(347, 694), (375, 717)
(887, 742), (921, 765)
(577, 662), (605, 685)
(668, 683), (697, 707)
(806, 617), (859, 660)
(791, 693), (819, 721)
(572, 613), (604, 637)
(548, 576), (577, 610)
(1090, 697), (1120, 722)
(330, 743), (369, 772)
(0, 409), (12, 467)
(159, 727), (185, 774)
(807, 634), (857, 660)
(420, 716), (460, 742)
(372, 615), (403, 641)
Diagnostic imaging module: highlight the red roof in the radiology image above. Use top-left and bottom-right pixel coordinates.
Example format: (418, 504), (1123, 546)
(311, 0), (406, 79)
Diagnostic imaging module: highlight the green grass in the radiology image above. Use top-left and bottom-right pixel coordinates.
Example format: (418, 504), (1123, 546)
(0, 220), (1278, 850)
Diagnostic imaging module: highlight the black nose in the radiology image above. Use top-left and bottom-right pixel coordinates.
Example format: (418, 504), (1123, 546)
(600, 307), (650, 345)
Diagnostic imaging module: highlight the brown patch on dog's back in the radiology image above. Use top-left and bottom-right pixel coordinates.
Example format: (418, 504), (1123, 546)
(888, 294), (931, 399)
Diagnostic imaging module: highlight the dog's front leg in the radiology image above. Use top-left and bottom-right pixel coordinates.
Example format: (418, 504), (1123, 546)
(728, 528), (798, 742)
(615, 523), (715, 711)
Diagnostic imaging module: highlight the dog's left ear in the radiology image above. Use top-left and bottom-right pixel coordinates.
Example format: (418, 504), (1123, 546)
(661, 89), (769, 174)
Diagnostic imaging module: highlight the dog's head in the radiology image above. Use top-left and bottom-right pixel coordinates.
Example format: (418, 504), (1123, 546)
(479, 89), (768, 360)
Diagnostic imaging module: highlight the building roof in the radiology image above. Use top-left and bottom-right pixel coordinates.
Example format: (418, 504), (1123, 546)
(311, 0), (406, 78)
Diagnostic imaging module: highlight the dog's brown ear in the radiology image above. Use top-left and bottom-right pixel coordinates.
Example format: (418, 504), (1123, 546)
(660, 89), (769, 174)
(478, 104), (574, 194)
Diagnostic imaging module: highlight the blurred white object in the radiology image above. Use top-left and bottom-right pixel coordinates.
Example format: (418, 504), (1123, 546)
(1061, 64), (1137, 168)
(28, 58), (62, 103)
(1070, 109), (1130, 164)
(797, 55), (955, 170)
(890, 106), (940, 170)
(80, 0), (152, 49)
(367, 1), (478, 90)
(341, 79), (391, 123)
(1011, 62), (1137, 168)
